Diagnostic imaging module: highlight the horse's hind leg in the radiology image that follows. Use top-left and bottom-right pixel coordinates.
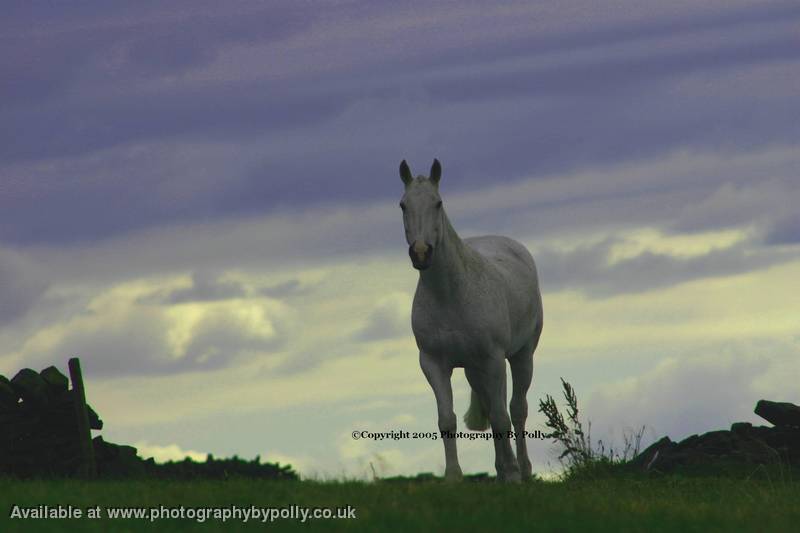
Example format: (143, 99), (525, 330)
(509, 334), (539, 480)
(419, 350), (463, 482)
(466, 355), (520, 483)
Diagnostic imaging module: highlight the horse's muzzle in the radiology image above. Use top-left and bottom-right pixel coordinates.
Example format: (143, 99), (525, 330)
(409, 241), (434, 270)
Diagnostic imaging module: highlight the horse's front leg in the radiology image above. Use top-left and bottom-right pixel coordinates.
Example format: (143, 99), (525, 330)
(420, 350), (463, 482)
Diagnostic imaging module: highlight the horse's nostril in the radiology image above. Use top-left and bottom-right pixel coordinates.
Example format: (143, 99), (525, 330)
(409, 241), (434, 268)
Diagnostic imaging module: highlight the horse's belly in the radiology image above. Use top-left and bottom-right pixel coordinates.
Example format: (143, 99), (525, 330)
(413, 325), (475, 365)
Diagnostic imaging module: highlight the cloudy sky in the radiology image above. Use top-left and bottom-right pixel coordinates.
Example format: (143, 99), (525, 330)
(2, 0), (799, 478)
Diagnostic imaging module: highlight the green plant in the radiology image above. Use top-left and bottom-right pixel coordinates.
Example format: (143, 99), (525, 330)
(538, 377), (645, 479)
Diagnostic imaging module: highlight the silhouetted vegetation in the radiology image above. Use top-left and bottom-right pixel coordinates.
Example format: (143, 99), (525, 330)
(538, 377), (644, 480)
(91, 436), (298, 481)
(147, 453), (297, 481)
(379, 471), (493, 483)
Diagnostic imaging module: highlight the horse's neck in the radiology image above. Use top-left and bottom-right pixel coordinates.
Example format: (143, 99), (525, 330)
(419, 212), (476, 297)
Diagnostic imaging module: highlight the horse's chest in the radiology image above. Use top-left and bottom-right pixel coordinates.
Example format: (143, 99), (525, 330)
(414, 319), (466, 349)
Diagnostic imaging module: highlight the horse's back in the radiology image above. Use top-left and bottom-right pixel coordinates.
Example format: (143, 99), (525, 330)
(464, 235), (537, 279)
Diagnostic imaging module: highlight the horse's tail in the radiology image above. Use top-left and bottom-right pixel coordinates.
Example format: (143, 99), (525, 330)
(463, 388), (490, 431)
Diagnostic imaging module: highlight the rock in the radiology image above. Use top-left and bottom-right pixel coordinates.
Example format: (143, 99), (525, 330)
(628, 436), (674, 470)
(758, 426), (800, 462)
(675, 434), (701, 451)
(687, 430), (734, 455)
(626, 424), (800, 474)
(87, 404), (103, 430)
(733, 433), (782, 464)
(93, 436), (145, 478)
(730, 422), (752, 435)
(40, 366), (69, 393)
(755, 400), (800, 428)
(10, 369), (49, 408)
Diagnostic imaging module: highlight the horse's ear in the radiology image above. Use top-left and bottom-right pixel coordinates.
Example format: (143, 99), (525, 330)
(430, 159), (441, 185)
(399, 160), (413, 186)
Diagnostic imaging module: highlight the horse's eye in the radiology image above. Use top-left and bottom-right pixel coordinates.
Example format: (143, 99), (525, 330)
(399, 202), (406, 211)
(436, 201), (442, 208)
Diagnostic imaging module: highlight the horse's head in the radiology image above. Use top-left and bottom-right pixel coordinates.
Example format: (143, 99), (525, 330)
(398, 159), (443, 271)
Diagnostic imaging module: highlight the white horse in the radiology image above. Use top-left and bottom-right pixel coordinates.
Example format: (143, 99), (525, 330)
(398, 159), (543, 483)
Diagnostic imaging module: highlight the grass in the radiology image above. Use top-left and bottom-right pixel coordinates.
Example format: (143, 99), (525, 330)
(0, 475), (799, 531)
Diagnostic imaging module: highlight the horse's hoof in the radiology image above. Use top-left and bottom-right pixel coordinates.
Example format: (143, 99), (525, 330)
(502, 470), (522, 483)
(444, 468), (463, 482)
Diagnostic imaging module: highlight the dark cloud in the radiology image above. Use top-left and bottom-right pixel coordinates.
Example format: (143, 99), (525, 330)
(355, 299), (409, 342)
(136, 271), (247, 305)
(260, 280), (308, 299)
(398, 2), (800, 79)
(50, 311), (179, 377)
(2, 2), (798, 246)
(0, 1), (311, 110)
(0, 248), (49, 327)
(270, 342), (359, 378)
(25, 301), (287, 378)
(535, 237), (798, 298)
(179, 309), (285, 369)
(121, 9), (301, 76)
(165, 271), (247, 304)
(1, 79), (346, 164)
(425, 35), (799, 104)
(22, 204), (403, 287)
(764, 213), (800, 246)
(669, 174), (798, 235)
